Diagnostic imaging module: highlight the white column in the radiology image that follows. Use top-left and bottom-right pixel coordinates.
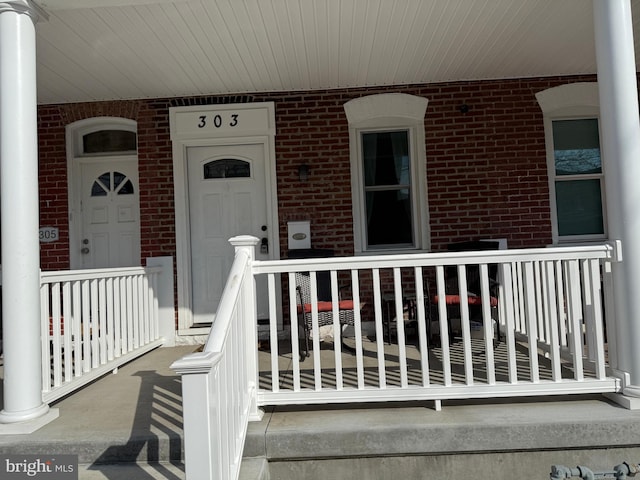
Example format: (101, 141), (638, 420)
(593, 0), (640, 396)
(0, 1), (49, 423)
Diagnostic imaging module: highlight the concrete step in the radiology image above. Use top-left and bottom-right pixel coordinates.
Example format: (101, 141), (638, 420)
(243, 395), (640, 480)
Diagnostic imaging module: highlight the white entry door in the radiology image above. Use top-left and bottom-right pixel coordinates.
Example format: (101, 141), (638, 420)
(187, 143), (270, 325)
(79, 157), (141, 268)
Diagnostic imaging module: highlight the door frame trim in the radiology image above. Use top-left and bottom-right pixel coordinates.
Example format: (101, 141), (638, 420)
(66, 117), (138, 269)
(169, 103), (279, 334)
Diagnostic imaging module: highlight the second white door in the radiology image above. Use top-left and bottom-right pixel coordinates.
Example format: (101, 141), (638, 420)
(187, 143), (270, 325)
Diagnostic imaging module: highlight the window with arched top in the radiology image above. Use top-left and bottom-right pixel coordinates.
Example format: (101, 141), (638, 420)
(203, 159), (251, 179)
(344, 93), (430, 253)
(536, 82), (606, 243)
(70, 118), (137, 157)
(83, 130), (136, 154)
(90, 171), (135, 197)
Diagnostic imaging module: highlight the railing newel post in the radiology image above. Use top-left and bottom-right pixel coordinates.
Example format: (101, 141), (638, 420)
(229, 235), (263, 421)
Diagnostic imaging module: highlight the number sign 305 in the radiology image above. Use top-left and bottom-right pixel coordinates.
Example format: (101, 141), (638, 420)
(198, 114), (239, 129)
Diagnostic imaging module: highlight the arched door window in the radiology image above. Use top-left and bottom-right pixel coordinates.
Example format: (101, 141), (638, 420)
(203, 159), (251, 179)
(91, 171), (135, 197)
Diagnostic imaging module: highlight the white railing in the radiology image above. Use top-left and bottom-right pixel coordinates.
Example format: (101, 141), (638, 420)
(254, 243), (621, 406)
(171, 237), (262, 480)
(175, 239), (622, 480)
(41, 265), (164, 402)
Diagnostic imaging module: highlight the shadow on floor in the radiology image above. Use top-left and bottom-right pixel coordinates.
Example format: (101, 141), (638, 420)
(88, 370), (184, 479)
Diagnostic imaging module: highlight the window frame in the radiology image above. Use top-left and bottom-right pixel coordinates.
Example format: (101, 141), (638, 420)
(344, 93), (429, 254)
(536, 83), (607, 244)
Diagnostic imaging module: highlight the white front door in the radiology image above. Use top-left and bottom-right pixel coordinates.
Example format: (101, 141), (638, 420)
(187, 143), (270, 324)
(78, 157), (141, 268)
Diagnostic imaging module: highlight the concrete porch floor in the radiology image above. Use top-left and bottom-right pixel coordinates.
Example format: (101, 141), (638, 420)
(0, 342), (638, 479)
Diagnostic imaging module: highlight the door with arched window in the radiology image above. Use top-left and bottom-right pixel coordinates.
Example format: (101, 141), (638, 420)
(80, 161), (140, 268)
(67, 119), (141, 269)
(186, 143), (269, 325)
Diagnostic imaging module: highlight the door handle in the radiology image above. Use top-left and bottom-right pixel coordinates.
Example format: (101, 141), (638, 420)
(260, 237), (268, 254)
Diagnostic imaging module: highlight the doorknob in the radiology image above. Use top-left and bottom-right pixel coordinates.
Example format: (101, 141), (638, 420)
(260, 237), (269, 254)
(81, 247), (90, 254)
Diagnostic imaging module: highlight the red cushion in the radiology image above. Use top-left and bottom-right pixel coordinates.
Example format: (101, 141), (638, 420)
(432, 294), (498, 307)
(297, 300), (355, 314)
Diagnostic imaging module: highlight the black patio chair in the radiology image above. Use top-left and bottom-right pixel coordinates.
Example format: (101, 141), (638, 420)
(295, 271), (356, 360)
(428, 240), (501, 345)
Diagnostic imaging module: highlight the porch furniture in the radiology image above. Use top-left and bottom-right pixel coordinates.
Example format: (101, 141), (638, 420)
(429, 240), (501, 345)
(295, 271), (356, 360)
(382, 293), (417, 344)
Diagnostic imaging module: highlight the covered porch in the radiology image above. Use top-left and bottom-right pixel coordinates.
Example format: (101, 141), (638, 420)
(3, 0), (640, 478)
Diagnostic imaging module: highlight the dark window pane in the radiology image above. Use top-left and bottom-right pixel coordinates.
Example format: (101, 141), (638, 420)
(91, 181), (107, 196)
(91, 172), (111, 197)
(117, 180), (134, 195)
(83, 130), (136, 154)
(204, 159), (250, 179)
(363, 131), (410, 187)
(112, 171), (135, 194)
(553, 119), (601, 175)
(113, 171), (126, 190)
(556, 179), (604, 236)
(366, 189), (413, 247)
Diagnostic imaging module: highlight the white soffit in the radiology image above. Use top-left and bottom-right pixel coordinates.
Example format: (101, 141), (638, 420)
(30, 0), (640, 105)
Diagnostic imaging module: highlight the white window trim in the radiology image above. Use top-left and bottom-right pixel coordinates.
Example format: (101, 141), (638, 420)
(536, 83), (607, 244)
(344, 93), (429, 254)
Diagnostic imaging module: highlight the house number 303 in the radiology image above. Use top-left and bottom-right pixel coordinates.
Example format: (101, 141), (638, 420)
(197, 114), (239, 128)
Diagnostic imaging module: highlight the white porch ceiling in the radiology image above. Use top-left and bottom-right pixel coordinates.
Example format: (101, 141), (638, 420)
(32, 0), (640, 105)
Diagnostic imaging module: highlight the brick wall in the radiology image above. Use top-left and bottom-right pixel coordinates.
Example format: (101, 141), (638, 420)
(37, 75), (595, 270)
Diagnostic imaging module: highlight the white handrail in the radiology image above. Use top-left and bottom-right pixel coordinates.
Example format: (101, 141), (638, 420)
(172, 236), (260, 480)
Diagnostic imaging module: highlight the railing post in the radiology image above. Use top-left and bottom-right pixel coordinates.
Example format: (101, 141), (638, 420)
(229, 235), (263, 421)
(146, 256), (175, 347)
(172, 351), (221, 480)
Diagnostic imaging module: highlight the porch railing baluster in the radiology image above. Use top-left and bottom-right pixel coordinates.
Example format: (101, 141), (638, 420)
(500, 263), (518, 383)
(287, 272), (301, 391)
(567, 259), (585, 381)
(330, 270), (344, 390)
(392, 268), (408, 388)
(435, 265), (452, 386)
(267, 273), (280, 393)
(351, 269), (365, 390)
(479, 264), (496, 385)
(414, 266), (430, 387)
(523, 262), (541, 383)
(372, 268), (386, 388)
(457, 266), (474, 386)
(544, 261), (562, 382)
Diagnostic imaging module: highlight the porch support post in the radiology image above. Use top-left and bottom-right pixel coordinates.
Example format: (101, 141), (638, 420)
(593, 0), (640, 397)
(0, 1), (51, 425)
